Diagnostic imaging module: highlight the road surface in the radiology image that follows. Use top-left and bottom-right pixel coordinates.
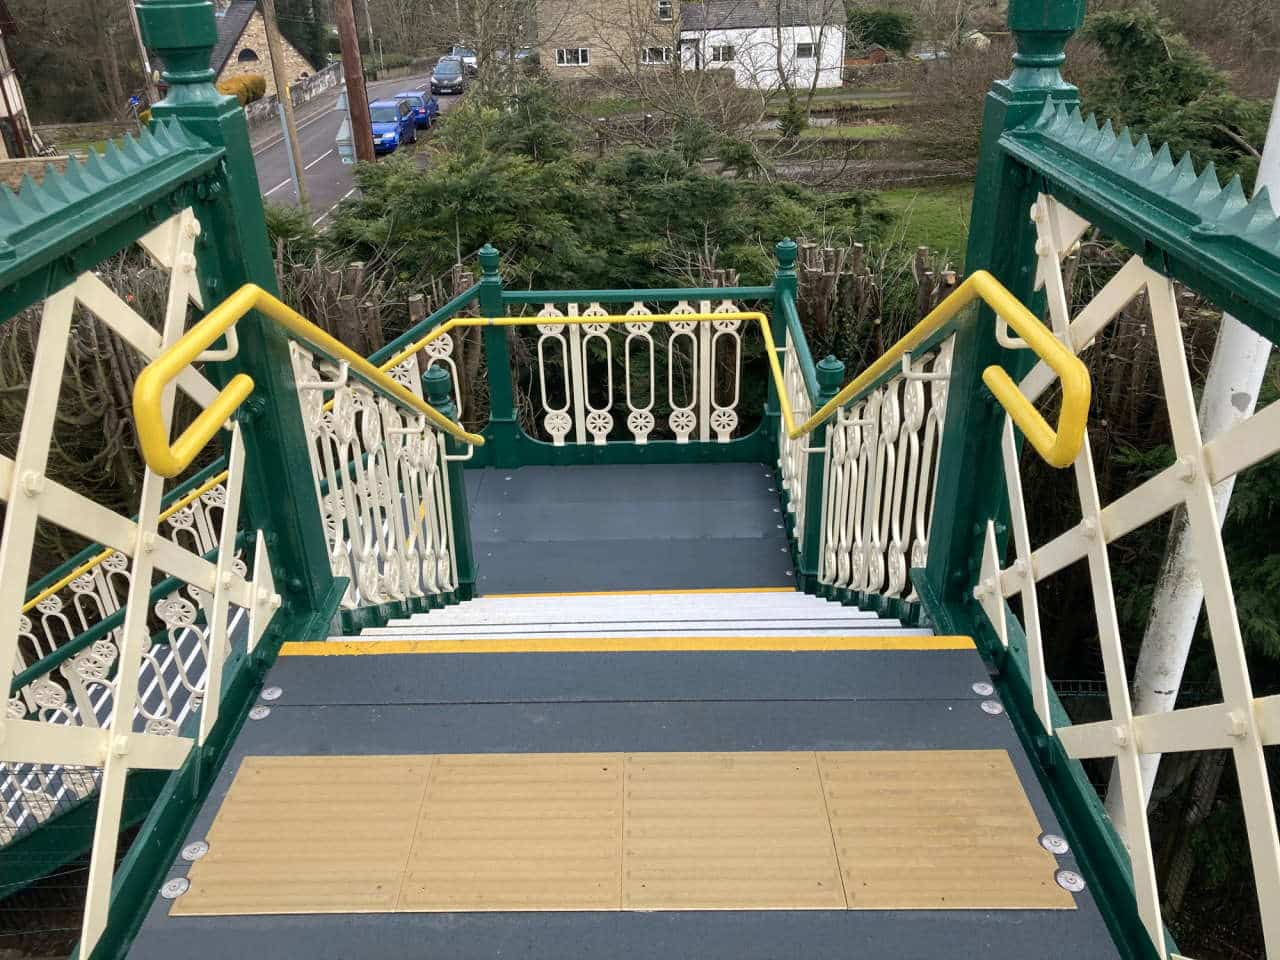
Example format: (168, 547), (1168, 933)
(252, 72), (461, 227)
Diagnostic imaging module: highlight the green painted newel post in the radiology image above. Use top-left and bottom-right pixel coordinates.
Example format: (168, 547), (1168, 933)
(798, 354), (843, 592)
(425, 365), (477, 600)
(767, 239), (798, 445)
(136, 0), (336, 621)
(477, 243), (519, 467)
(918, 0), (1083, 633)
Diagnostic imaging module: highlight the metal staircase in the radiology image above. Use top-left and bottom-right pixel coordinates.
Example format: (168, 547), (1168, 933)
(343, 589), (930, 642)
(1, 0), (1279, 958)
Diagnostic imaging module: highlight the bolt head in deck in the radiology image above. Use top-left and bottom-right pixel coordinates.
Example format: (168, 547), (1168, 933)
(980, 700), (1004, 716)
(1055, 869), (1086, 893)
(248, 705), (271, 720)
(971, 681), (995, 697)
(182, 841), (209, 862)
(160, 877), (190, 900)
(260, 686), (283, 702)
(1039, 833), (1070, 856)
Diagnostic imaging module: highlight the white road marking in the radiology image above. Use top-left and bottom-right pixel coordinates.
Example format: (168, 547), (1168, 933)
(264, 178), (292, 196)
(304, 149), (334, 170)
(312, 187), (357, 228)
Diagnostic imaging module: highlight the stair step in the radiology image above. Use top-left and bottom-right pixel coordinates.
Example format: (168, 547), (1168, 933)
(361, 616), (898, 635)
(387, 591), (875, 628)
(342, 624), (927, 643)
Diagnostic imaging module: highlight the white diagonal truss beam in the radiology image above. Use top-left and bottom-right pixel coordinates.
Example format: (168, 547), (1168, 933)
(973, 194), (1280, 960)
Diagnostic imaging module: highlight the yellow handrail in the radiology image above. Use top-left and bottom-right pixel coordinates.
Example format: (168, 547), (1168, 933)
(785, 269), (1090, 468)
(133, 284), (486, 478)
(373, 269), (1089, 469)
(134, 271), (1088, 480)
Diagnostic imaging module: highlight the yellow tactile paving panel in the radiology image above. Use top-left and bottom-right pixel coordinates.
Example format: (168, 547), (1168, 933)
(401, 754), (623, 911)
(820, 750), (1074, 909)
(171, 755), (432, 915)
(174, 750), (1073, 916)
(623, 752), (845, 910)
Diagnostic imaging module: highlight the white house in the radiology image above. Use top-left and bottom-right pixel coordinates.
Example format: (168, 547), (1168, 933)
(678, 0), (844, 91)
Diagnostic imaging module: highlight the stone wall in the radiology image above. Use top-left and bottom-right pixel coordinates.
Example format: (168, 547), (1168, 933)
(1, 156), (67, 191)
(216, 9), (314, 97)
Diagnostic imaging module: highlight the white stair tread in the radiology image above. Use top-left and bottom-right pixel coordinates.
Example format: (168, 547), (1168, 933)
(361, 616), (894, 637)
(344, 624), (928, 642)
(385, 592), (873, 627)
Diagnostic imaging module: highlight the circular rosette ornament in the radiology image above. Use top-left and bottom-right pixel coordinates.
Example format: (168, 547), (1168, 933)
(627, 410), (655, 438)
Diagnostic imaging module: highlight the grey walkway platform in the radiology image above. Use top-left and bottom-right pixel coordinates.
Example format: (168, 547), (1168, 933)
(466, 463), (793, 593)
(126, 464), (1121, 959)
(129, 646), (1121, 960)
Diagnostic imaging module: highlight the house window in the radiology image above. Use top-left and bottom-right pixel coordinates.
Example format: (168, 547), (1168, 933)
(555, 47), (590, 66)
(656, 0), (673, 20)
(710, 44), (735, 62)
(640, 46), (672, 64)
(237, 48), (260, 62)
(795, 42), (816, 58)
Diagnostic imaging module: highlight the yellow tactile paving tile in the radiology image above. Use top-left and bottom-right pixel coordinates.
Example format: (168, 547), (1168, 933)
(172, 755), (431, 916)
(622, 752), (845, 910)
(172, 751), (1074, 916)
(818, 750), (1074, 910)
(399, 754), (623, 911)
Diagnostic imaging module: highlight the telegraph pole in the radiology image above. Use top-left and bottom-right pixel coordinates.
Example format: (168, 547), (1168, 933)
(125, 0), (161, 105)
(336, 0), (374, 162)
(261, 0), (310, 209)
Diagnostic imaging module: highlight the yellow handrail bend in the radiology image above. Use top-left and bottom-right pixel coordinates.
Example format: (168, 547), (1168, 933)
(133, 284), (486, 478)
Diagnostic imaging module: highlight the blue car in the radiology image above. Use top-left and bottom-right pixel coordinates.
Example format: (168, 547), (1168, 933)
(394, 90), (439, 129)
(369, 98), (416, 154)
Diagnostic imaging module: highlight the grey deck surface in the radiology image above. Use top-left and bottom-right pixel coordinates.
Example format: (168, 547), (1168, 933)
(127, 463), (1122, 959)
(466, 463), (793, 593)
(130, 646), (1121, 960)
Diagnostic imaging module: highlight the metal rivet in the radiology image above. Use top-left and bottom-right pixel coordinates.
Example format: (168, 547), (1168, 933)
(1040, 833), (1070, 856)
(248, 705), (271, 720)
(980, 700), (1004, 716)
(160, 877), (190, 900)
(260, 686), (283, 702)
(972, 681), (994, 697)
(1055, 868), (1086, 893)
(182, 841), (209, 862)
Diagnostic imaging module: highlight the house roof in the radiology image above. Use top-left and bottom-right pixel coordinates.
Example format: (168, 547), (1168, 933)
(680, 0), (843, 32)
(211, 1), (260, 74)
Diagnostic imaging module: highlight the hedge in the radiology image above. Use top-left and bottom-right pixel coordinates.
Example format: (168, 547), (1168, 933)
(217, 74), (267, 106)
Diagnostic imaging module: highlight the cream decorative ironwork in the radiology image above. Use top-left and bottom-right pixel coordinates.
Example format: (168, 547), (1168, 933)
(290, 344), (459, 609)
(815, 340), (953, 599)
(529, 299), (749, 445)
(2, 485), (245, 845)
(0, 209), (280, 955)
(778, 342), (813, 549)
(974, 194), (1280, 958)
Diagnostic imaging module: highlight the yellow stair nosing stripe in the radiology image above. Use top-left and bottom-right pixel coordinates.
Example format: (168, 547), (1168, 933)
(479, 587), (798, 599)
(281, 636), (975, 656)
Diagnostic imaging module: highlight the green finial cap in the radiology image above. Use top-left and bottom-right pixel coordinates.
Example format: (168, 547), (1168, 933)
(775, 238), (798, 270)
(478, 244), (500, 277)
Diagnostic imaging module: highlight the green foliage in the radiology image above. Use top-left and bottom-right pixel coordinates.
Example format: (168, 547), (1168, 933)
(1081, 3), (1269, 186)
(325, 98), (886, 291)
(847, 8), (914, 56)
(264, 203), (322, 264)
(216, 74), (267, 106)
(776, 97), (809, 138)
(276, 0), (328, 69)
(492, 83), (575, 162)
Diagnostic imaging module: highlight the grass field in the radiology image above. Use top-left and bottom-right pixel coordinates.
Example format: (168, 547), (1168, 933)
(878, 181), (975, 261)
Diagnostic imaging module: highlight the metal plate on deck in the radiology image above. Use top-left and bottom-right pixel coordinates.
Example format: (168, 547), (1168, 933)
(172, 750), (1072, 916)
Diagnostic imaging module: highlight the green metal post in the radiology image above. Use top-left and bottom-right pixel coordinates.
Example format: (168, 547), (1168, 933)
(426, 365), (477, 600)
(137, 0), (335, 616)
(767, 239), (798, 445)
(917, 0), (1082, 633)
(477, 243), (519, 466)
(798, 355), (843, 592)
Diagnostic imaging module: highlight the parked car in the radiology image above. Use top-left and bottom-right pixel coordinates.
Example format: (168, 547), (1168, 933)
(369, 98), (416, 153)
(431, 57), (466, 95)
(394, 90), (439, 128)
(449, 45), (478, 74)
